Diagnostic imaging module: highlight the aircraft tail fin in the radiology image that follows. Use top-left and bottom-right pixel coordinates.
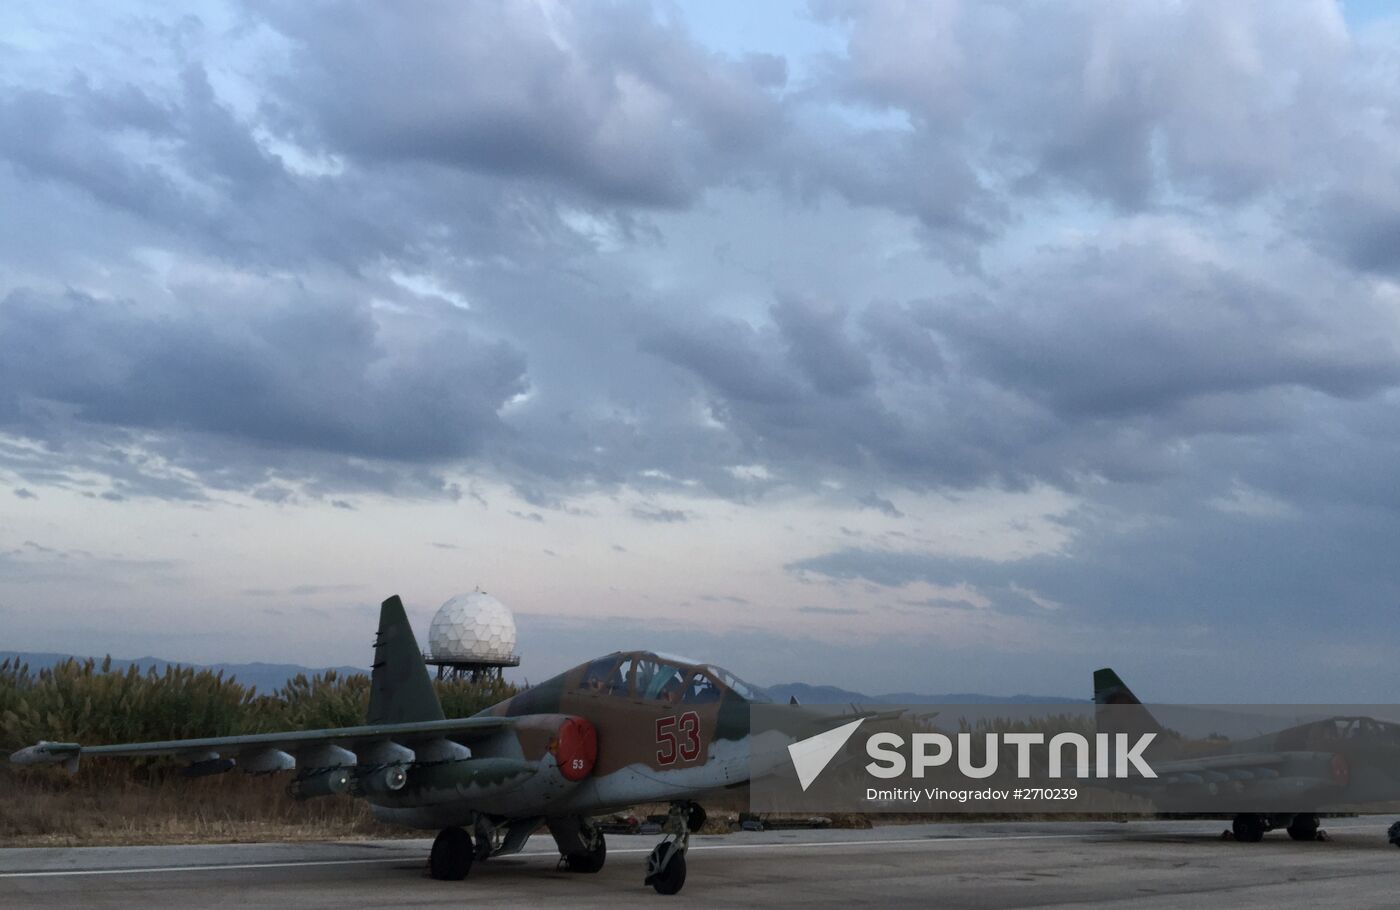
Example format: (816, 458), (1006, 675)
(367, 595), (445, 725)
(1093, 666), (1166, 739)
(1093, 667), (1145, 707)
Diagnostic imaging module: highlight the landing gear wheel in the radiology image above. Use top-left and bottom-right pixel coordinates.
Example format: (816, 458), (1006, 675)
(564, 831), (607, 873)
(429, 826), (474, 880)
(1232, 814), (1266, 843)
(646, 842), (687, 895)
(1287, 814), (1320, 841)
(686, 803), (707, 834)
(1388, 820), (1400, 847)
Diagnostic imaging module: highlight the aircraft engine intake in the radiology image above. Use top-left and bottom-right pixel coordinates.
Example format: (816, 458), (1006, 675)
(182, 757), (236, 778)
(355, 764), (409, 796)
(552, 715), (598, 782)
(289, 768), (351, 800)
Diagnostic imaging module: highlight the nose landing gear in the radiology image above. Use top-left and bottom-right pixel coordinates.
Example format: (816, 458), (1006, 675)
(644, 801), (700, 895)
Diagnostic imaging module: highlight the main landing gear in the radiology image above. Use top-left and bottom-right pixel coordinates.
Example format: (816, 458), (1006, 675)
(1231, 813), (1322, 843)
(429, 826), (474, 880)
(562, 819), (607, 873)
(644, 801), (703, 895)
(1232, 813), (1267, 843)
(1286, 814), (1320, 841)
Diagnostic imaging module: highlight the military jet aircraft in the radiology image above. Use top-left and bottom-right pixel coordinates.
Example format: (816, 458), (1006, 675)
(1095, 667), (1400, 845)
(10, 595), (768, 895)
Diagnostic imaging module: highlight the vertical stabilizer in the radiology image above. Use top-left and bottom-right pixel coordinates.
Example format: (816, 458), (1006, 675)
(1093, 667), (1148, 708)
(367, 595), (445, 725)
(1093, 667), (1175, 760)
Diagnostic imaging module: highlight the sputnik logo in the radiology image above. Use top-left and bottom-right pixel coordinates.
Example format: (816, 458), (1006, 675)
(788, 718), (865, 791)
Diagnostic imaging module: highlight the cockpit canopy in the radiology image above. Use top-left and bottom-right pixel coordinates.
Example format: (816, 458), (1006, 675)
(573, 650), (770, 705)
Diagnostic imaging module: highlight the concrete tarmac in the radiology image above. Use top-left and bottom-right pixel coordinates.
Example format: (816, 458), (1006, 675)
(3, 817), (1398, 909)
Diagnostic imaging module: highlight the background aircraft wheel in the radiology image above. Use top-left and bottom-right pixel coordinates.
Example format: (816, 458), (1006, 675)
(564, 832), (607, 873)
(647, 843), (687, 895)
(686, 803), (707, 833)
(1388, 820), (1400, 847)
(1287, 814), (1320, 841)
(1232, 814), (1265, 843)
(429, 826), (474, 880)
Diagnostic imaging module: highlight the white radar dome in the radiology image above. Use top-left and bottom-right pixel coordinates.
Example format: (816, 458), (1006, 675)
(428, 591), (518, 662)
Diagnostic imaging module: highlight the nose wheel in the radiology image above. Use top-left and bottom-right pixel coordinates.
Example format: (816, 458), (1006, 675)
(644, 802), (696, 895)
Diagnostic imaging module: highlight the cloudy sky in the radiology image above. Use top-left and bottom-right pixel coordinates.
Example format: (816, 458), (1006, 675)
(3, 1), (1400, 701)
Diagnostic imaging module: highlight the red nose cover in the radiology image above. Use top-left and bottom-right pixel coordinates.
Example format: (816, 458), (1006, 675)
(552, 716), (598, 782)
(1331, 752), (1349, 787)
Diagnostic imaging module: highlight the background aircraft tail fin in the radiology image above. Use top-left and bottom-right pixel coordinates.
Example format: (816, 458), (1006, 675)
(1093, 667), (1144, 706)
(367, 595), (445, 725)
(1093, 666), (1167, 742)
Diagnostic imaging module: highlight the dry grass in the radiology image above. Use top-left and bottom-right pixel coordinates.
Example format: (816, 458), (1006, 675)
(0, 658), (524, 847)
(0, 766), (411, 847)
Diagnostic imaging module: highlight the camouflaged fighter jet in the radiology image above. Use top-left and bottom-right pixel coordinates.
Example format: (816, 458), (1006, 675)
(1095, 667), (1400, 846)
(10, 595), (767, 895)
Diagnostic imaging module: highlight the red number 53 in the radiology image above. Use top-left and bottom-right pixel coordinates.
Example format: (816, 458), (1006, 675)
(655, 711), (702, 764)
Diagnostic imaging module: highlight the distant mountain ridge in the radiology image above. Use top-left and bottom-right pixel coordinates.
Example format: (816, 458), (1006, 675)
(0, 651), (367, 695)
(1, 652), (1082, 703)
(762, 682), (1086, 705)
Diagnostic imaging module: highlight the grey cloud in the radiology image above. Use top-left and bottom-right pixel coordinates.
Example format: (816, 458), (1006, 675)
(240, 583), (365, 597)
(508, 510), (545, 523)
(699, 594), (751, 606)
(0, 285), (528, 469)
(252, 485), (295, 504)
(771, 297), (873, 396)
(817, 2), (1350, 208)
(931, 240), (1400, 419)
(0, 80), (184, 225)
(857, 492), (903, 518)
(258, 1), (785, 208)
(791, 478), (1400, 637)
(12, 488), (36, 499)
(858, 301), (944, 379)
(802, 1), (1399, 272)
(644, 315), (803, 409)
(3, 0), (1400, 705)
(1308, 182), (1400, 277)
(892, 597), (981, 612)
(630, 506), (691, 523)
(9, 0), (1389, 511)
(650, 224), (1400, 502)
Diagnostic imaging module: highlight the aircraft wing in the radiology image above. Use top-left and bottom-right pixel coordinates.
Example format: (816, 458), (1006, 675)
(1120, 749), (1346, 807)
(1149, 751), (1302, 776)
(10, 715), (513, 773)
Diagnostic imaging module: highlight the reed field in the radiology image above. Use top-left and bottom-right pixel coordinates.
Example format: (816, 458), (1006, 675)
(0, 658), (516, 846)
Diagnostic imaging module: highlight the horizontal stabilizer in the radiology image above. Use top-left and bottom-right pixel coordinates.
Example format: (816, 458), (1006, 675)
(9, 741), (81, 773)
